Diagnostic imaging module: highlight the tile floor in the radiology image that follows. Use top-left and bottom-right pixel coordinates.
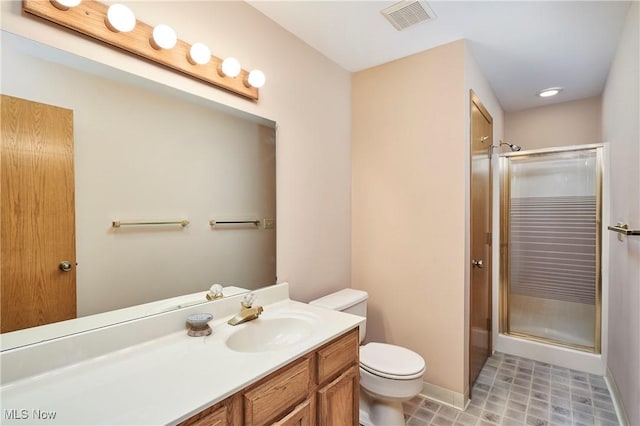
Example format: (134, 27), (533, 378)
(402, 352), (620, 426)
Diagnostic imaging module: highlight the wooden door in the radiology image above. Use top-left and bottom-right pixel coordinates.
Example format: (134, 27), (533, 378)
(469, 91), (493, 392)
(1, 94), (76, 333)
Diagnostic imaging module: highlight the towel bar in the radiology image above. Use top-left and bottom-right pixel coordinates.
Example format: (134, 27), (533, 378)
(209, 220), (260, 227)
(112, 220), (189, 228)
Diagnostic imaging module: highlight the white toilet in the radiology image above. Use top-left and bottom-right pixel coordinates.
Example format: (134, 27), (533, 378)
(309, 289), (426, 426)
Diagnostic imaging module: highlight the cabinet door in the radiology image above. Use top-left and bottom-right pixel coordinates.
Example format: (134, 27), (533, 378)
(272, 398), (314, 426)
(316, 365), (359, 426)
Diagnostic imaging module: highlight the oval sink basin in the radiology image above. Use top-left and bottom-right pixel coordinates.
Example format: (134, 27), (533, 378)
(225, 317), (313, 352)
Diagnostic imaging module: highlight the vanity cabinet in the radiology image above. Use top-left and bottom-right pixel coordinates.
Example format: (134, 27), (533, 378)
(179, 327), (359, 426)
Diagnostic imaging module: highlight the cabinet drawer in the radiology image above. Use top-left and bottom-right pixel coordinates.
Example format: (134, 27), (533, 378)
(244, 355), (313, 426)
(183, 406), (226, 426)
(316, 328), (358, 384)
(179, 401), (228, 426)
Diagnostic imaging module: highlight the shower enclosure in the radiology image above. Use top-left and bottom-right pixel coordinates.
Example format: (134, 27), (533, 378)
(499, 145), (603, 353)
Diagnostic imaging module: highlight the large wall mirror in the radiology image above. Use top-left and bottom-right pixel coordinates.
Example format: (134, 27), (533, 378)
(0, 31), (276, 350)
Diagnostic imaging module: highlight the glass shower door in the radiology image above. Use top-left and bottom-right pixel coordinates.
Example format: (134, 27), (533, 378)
(500, 146), (602, 352)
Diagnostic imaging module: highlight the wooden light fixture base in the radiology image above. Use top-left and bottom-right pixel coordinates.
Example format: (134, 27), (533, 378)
(23, 0), (260, 101)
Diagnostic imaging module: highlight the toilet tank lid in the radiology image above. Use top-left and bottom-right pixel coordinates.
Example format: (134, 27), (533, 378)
(309, 288), (368, 311)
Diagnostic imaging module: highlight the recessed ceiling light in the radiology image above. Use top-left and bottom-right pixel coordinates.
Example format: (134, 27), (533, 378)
(538, 87), (563, 98)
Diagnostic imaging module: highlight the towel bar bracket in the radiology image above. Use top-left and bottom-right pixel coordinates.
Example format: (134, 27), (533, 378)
(607, 223), (640, 236)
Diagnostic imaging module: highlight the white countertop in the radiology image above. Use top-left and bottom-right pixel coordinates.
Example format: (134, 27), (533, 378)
(0, 295), (363, 425)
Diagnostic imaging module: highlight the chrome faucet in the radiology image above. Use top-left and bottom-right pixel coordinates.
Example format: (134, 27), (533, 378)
(227, 293), (263, 326)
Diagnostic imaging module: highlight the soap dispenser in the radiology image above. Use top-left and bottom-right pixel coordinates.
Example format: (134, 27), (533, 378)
(186, 313), (213, 337)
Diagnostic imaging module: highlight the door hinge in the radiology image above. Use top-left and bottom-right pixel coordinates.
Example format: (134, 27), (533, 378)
(487, 318), (492, 331)
(486, 232), (492, 246)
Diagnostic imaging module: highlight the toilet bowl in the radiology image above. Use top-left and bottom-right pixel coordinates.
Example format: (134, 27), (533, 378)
(359, 342), (426, 425)
(309, 289), (426, 426)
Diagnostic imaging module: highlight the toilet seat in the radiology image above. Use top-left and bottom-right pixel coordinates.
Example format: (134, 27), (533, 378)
(360, 342), (426, 380)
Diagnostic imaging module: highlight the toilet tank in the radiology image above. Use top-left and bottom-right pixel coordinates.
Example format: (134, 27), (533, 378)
(309, 288), (368, 342)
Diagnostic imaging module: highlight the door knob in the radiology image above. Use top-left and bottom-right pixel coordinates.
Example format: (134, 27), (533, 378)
(59, 261), (73, 272)
(472, 259), (484, 268)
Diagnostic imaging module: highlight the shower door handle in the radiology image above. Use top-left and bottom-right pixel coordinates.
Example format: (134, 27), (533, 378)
(472, 259), (484, 268)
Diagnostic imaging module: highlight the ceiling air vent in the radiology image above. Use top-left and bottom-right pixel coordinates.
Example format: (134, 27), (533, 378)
(381, 0), (436, 31)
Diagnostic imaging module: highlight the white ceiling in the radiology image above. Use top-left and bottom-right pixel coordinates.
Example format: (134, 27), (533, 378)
(247, 1), (631, 111)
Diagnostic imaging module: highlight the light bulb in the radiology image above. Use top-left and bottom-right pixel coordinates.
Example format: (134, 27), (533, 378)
(188, 43), (211, 65)
(105, 4), (136, 33)
(50, 0), (81, 10)
(220, 57), (241, 78)
(246, 70), (266, 88)
(151, 24), (177, 50)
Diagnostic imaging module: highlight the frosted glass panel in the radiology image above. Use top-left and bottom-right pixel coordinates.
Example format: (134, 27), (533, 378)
(506, 149), (599, 350)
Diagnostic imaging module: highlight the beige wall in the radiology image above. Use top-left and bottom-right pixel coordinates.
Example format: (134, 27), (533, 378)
(602, 2), (640, 424)
(0, 1), (352, 303)
(353, 40), (474, 395)
(504, 96), (602, 151)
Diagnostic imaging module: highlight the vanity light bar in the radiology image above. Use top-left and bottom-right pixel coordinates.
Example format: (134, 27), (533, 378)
(23, 0), (262, 101)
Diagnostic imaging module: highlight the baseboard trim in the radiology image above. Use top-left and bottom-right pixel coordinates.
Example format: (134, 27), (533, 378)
(419, 382), (468, 411)
(605, 367), (630, 426)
